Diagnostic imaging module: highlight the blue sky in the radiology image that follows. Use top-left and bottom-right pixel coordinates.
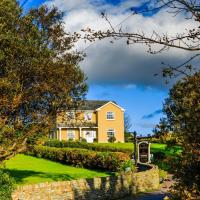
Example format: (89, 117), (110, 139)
(18, 0), (193, 135)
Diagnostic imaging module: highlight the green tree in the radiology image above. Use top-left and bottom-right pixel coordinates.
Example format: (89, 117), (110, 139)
(152, 117), (173, 142)
(153, 118), (170, 137)
(163, 72), (200, 199)
(0, 0), (87, 162)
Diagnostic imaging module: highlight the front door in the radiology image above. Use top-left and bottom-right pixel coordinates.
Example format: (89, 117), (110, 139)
(84, 130), (96, 143)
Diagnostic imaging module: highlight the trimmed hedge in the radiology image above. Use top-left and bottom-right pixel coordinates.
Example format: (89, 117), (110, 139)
(44, 140), (131, 154)
(29, 145), (130, 172)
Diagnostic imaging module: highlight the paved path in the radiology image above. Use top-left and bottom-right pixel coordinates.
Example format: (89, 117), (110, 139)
(121, 174), (174, 200)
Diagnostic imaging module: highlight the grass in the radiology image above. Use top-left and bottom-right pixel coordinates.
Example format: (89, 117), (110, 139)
(5, 154), (111, 185)
(98, 142), (181, 156)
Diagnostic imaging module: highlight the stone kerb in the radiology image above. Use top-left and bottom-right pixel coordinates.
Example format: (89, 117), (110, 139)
(12, 165), (159, 200)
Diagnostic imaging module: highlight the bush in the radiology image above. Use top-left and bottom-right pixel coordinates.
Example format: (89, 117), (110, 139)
(108, 136), (116, 143)
(153, 152), (166, 161)
(80, 138), (87, 143)
(159, 169), (168, 183)
(120, 160), (136, 172)
(0, 169), (15, 200)
(125, 136), (133, 143)
(29, 145), (130, 172)
(44, 139), (131, 154)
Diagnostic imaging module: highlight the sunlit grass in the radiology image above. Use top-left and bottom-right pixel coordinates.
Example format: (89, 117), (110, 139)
(5, 154), (111, 185)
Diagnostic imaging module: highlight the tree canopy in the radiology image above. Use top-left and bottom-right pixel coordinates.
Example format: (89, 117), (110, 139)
(163, 72), (200, 199)
(0, 0), (87, 161)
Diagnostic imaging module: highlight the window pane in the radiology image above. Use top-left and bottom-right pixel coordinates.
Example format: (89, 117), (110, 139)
(67, 131), (75, 139)
(107, 112), (114, 119)
(107, 129), (115, 138)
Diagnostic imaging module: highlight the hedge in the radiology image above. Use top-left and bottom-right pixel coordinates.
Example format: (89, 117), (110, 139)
(44, 140), (132, 154)
(29, 145), (130, 172)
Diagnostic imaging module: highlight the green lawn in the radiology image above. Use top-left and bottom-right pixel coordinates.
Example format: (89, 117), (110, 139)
(98, 142), (181, 155)
(5, 154), (111, 185)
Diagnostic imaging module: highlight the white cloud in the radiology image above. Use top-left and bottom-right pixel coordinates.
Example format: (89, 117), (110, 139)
(46, 0), (199, 89)
(124, 84), (136, 89)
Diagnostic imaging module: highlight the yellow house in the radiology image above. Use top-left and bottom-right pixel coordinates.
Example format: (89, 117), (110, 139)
(52, 100), (125, 143)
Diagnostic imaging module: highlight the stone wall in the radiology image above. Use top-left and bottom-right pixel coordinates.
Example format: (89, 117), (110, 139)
(12, 165), (159, 200)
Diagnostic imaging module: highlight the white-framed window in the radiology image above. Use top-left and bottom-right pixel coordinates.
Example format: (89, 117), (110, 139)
(106, 112), (115, 120)
(107, 129), (115, 138)
(84, 112), (92, 121)
(67, 130), (75, 140)
(66, 111), (75, 119)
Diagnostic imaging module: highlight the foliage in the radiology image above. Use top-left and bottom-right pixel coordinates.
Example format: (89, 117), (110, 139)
(5, 154), (110, 185)
(44, 140), (181, 156)
(44, 139), (132, 153)
(152, 152), (166, 161)
(159, 169), (168, 182)
(0, 169), (15, 200)
(153, 118), (171, 140)
(0, 0), (87, 161)
(120, 160), (136, 172)
(80, 138), (87, 143)
(124, 131), (137, 142)
(163, 72), (200, 199)
(29, 145), (130, 172)
(108, 136), (116, 143)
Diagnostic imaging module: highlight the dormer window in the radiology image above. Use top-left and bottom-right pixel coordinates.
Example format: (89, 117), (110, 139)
(84, 112), (92, 121)
(106, 112), (115, 120)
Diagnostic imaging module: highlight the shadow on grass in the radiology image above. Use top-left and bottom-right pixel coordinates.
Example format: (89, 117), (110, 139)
(5, 169), (74, 184)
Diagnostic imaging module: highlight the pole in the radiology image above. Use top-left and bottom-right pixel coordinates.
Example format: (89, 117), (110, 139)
(133, 132), (137, 166)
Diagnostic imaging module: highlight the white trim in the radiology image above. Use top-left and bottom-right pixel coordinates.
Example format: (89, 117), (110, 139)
(137, 141), (151, 164)
(59, 127), (62, 141)
(96, 101), (125, 111)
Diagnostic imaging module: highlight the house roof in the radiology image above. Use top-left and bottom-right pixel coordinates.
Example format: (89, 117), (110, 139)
(78, 100), (117, 110)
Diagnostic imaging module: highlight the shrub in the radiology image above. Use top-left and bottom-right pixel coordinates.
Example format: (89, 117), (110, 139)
(153, 152), (166, 161)
(108, 136), (116, 143)
(120, 160), (136, 172)
(0, 169), (15, 200)
(44, 139), (131, 154)
(80, 138), (87, 143)
(125, 136), (133, 143)
(29, 145), (130, 172)
(159, 169), (168, 183)
(93, 138), (98, 143)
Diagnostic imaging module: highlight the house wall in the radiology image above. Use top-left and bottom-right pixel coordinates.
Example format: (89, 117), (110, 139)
(97, 103), (124, 143)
